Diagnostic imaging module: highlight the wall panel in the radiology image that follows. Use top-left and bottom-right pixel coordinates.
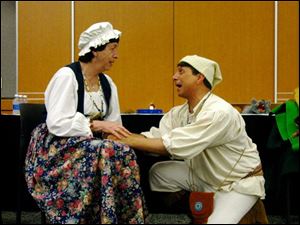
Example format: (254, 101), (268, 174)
(18, 1), (71, 100)
(277, 1), (299, 103)
(4, 2), (298, 113)
(174, 1), (274, 105)
(1, 1), (16, 98)
(75, 1), (174, 113)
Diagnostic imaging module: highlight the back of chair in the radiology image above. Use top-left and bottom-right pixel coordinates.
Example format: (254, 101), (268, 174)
(19, 103), (46, 164)
(17, 103), (46, 223)
(19, 103), (46, 146)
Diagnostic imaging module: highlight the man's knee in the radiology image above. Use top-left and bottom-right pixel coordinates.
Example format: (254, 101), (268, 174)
(149, 162), (165, 190)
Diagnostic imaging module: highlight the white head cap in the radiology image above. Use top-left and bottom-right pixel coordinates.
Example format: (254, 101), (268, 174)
(179, 55), (222, 89)
(78, 22), (121, 56)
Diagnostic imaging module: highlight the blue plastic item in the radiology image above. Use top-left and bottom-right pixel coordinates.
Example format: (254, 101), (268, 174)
(136, 109), (163, 114)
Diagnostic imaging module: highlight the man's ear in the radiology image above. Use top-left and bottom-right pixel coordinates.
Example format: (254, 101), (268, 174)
(197, 74), (205, 84)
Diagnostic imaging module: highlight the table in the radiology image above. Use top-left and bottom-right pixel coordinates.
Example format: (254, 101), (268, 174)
(0, 113), (298, 215)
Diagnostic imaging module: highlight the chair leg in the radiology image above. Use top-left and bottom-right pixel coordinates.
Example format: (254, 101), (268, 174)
(16, 169), (23, 224)
(16, 183), (22, 224)
(0, 210), (3, 224)
(16, 179), (23, 224)
(285, 178), (290, 224)
(16, 209), (22, 224)
(41, 212), (47, 224)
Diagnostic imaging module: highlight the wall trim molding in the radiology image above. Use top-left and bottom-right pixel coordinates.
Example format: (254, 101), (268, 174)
(71, 1), (74, 62)
(274, 1), (278, 103)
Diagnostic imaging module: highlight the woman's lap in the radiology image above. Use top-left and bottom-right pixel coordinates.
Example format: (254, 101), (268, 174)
(25, 123), (148, 224)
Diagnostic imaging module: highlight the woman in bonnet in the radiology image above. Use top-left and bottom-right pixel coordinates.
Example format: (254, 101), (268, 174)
(24, 22), (148, 224)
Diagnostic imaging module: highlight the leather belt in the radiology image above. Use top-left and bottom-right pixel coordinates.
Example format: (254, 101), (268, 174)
(243, 164), (263, 179)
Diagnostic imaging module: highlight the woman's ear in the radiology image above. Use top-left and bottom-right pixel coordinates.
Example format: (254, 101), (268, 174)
(92, 51), (97, 57)
(92, 51), (101, 62)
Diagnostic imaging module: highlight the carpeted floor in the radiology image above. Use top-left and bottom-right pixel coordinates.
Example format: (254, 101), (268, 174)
(1, 211), (299, 224)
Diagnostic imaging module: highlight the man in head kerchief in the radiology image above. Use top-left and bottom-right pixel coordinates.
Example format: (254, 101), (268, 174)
(116, 55), (267, 224)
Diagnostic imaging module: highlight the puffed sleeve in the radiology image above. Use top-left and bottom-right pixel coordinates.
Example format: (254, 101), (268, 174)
(45, 67), (92, 137)
(162, 110), (239, 159)
(141, 110), (174, 138)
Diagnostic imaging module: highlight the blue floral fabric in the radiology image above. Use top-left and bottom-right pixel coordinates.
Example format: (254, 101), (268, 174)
(25, 123), (148, 224)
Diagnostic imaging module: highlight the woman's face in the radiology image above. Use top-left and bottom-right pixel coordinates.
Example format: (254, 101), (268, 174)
(93, 42), (119, 72)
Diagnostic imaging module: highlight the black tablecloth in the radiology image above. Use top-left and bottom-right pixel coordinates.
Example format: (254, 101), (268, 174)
(0, 114), (298, 215)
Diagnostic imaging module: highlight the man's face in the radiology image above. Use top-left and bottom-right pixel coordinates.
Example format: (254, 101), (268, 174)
(173, 66), (200, 98)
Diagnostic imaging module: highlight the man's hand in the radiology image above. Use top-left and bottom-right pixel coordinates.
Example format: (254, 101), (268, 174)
(91, 120), (131, 139)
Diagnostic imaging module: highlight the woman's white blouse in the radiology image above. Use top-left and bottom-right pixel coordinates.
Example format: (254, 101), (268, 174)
(45, 67), (122, 137)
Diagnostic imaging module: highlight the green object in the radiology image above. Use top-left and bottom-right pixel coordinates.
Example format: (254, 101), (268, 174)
(272, 100), (299, 151)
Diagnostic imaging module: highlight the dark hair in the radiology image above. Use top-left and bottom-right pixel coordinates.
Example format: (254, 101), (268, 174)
(78, 38), (120, 63)
(177, 61), (212, 90)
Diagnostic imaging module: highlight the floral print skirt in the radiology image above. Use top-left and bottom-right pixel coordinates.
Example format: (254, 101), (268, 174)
(24, 123), (148, 224)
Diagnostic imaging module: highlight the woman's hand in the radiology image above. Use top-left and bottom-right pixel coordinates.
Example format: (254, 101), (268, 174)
(90, 120), (131, 139)
(106, 134), (119, 141)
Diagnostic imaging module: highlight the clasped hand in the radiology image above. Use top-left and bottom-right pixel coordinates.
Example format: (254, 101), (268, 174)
(90, 120), (131, 139)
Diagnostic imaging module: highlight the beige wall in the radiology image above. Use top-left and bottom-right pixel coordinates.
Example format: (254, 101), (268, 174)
(2, 1), (297, 112)
(74, 2), (174, 113)
(18, 1), (71, 101)
(174, 1), (275, 105)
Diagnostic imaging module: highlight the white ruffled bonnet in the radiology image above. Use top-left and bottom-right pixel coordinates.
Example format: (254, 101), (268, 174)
(78, 22), (121, 56)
